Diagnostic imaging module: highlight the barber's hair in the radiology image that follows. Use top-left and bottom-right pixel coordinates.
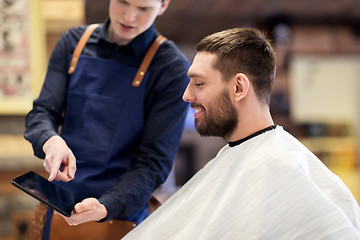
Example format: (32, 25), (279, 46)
(197, 28), (276, 105)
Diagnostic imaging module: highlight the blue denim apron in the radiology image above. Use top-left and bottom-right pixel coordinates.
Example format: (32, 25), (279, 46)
(42, 54), (150, 239)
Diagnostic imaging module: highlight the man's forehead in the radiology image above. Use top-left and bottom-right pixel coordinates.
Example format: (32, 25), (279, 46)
(188, 52), (217, 78)
(121, 0), (160, 7)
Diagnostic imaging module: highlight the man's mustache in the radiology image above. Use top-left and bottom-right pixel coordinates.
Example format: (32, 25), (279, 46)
(191, 103), (203, 109)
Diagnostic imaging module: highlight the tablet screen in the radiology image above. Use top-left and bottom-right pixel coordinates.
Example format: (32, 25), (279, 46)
(11, 171), (79, 217)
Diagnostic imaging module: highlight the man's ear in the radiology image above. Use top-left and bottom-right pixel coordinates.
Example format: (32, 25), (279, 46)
(158, 0), (171, 16)
(233, 73), (250, 102)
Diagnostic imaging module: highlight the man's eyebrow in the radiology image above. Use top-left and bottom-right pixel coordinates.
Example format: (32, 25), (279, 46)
(188, 72), (201, 79)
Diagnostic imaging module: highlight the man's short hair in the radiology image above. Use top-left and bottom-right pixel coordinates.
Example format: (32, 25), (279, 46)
(197, 28), (276, 106)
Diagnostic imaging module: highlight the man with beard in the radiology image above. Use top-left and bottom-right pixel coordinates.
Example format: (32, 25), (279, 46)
(122, 28), (360, 239)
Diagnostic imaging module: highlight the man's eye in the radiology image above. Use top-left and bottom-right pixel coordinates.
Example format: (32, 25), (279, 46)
(119, 0), (129, 5)
(139, 7), (150, 12)
(195, 83), (204, 87)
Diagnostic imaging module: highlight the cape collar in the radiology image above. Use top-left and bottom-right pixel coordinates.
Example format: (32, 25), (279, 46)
(229, 125), (277, 147)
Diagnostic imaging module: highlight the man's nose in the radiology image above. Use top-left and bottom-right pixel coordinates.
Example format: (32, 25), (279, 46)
(124, 8), (137, 22)
(182, 85), (194, 102)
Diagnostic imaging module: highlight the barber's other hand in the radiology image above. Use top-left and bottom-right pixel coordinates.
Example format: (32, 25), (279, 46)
(42, 135), (76, 182)
(63, 198), (108, 225)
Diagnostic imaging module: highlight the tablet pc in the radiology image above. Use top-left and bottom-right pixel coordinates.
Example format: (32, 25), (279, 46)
(11, 171), (79, 217)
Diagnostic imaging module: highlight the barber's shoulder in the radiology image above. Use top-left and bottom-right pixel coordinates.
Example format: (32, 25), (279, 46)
(156, 39), (190, 69)
(64, 25), (89, 40)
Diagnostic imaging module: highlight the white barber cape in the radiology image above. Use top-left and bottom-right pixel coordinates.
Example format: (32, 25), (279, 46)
(123, 126), (360, 240)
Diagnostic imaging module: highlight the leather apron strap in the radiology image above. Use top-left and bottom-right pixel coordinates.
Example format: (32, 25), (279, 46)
(68, 23), (100, 74)
(132, 35), (166, 87)
(67, 24), (167, 88)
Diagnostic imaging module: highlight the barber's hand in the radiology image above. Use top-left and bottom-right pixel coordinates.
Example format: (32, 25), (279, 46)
(42, 135), (76, 182)
(63, 198), (108, 225)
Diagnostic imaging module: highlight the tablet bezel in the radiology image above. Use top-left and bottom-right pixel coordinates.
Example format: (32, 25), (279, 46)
(11, 171), (77, 217)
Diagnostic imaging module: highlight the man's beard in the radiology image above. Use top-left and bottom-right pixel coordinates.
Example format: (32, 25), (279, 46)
(194, 90), (238, 139)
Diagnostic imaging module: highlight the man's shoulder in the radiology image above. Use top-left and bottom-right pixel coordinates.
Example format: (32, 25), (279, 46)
(155, 39), (190, 67)
(232, 128), (312, 169)
(64, 25), (96, 41)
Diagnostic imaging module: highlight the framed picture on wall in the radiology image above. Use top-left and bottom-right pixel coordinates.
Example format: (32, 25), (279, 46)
(0, 0), (46, 115)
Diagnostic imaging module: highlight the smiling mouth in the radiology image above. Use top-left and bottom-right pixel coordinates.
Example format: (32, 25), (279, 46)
(193, 107), (205, 118)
